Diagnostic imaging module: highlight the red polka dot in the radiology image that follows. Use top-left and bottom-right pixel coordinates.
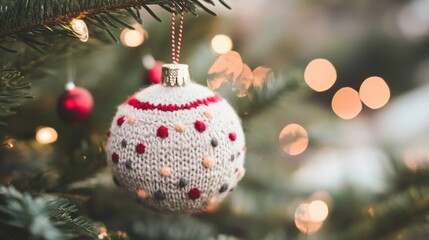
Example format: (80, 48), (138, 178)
(106, 130), (111, 138)
(194, 120), (206, 132)
(117, 116), (125, 126)
(157, 125), (169, 138)
(111, 152), (119, 164)
(136, 143), (146, 154)
(229, 132), (237, 141)
(187, 188), (201, 200)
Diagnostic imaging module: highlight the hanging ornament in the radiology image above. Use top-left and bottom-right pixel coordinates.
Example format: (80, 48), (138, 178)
(57, 82), (94, 126)
(107, 64), (245, 213)
(146, 62), (164, 84)
(106, 2), (246, 213)
(142, 55), (164, 85)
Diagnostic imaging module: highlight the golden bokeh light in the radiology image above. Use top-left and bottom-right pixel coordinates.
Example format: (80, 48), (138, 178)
(70, 19), (89, 42)
(211, 34), (233, 54)
(207, 51), (244, 90)
(120, 24), (145, 47)
(35, 127), (58, 144)
(368, 207), (376, 217)
(279, 123), (309, 155)
(331, 87), (362, 120)
(233, 64), (253, 97)
(359, 76), (390, 109)
(295, 203), (323, 234)
(253, 66), (275, 92)
(304, 58), (337, 92)
(309, 200), (329, 222)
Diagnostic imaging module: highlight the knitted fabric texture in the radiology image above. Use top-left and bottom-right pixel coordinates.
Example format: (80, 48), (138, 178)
(106, 82), (246, 213)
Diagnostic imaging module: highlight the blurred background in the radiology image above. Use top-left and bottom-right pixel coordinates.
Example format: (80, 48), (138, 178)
(2, 0), (429, 239)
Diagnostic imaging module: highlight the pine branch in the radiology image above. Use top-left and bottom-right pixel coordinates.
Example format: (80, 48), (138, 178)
(0, 0), (229, 51)
(0, 185), (99, 240)
(335, 186), (429, 240)
(0, 69), (31, 123)
(132, 215), (214, 239)
(0, 186), (63, 240)
(47, 199), (99, 238)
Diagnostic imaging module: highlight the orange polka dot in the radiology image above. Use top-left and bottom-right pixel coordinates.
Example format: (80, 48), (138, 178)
(160, 167), (171, 177)
(175, 124), (185, 133)
(127, 115), (137, 125)
(137, 189), (149, 199)
(202, 156), (215, 169)
(204, 111), (213, 119)
(205, 197), (220, 213)
(237, 167), (246, 180)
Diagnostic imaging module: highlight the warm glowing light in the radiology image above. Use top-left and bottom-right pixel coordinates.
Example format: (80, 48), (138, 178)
(309, 200), (329, 222)
(403, 149), (429, 171)
(211, 34), (233, 54)
(35, 127), (58, 144)
(304, 59), (337, 92)
(368, 207), (376, 217)
(279, 123), (309, 155)
(332, 87), (362, 120)
(359, 76), (390, 109)
(207, 51), (244, 90)
(253, 66), (275, 92)
(120, 24), (145, 47)
(70, 19), (89, 42)
(295, 203), (323, 234)
(98, 226), (109, 239)
(4, 139), (16, 149)
(233, 64), (253, 97)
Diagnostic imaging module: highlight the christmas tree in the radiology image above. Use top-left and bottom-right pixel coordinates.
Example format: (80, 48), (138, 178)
(2, 0), (429, 239)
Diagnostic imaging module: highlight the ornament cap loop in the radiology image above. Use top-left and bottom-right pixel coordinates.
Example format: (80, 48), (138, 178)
(65, 82), (76, 90)
(162, 64), (190, 87)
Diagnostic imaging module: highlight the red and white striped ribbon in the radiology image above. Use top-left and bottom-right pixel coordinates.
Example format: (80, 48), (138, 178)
(171, 1), (185, 64)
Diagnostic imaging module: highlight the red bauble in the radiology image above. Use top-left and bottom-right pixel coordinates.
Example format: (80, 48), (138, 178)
(57, 87), (94, 126)
(146, 62), (163, 84)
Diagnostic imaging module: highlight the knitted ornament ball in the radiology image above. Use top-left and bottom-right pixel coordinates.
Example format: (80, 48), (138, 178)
(106, 64), (246, 213)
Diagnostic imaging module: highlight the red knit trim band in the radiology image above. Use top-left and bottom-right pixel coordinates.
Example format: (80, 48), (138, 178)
(127, 94), (223, 112)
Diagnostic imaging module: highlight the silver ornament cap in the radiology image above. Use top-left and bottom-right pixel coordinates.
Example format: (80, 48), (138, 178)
(161, 64), (190, 87)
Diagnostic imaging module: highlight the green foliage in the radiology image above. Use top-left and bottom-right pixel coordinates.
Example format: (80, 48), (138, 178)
(0, 185), (99, 240)
(0, 0), (230, 52)
(0, 69), (31, 123)
(335, 186), (429, 240)
(132, 215), (214, 240)
(330, 159), (429, 240)
(0, 0), (230, 120)
(210, 234), (239, 240)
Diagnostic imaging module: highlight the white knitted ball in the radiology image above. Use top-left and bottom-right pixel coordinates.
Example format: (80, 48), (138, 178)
(106, 82), (245, 213)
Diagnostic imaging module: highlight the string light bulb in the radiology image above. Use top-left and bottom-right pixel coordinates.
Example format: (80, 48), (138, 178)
(4, 138), (16, 149)
(70, 19), (89, 42)
(35, 127), (58, 144)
